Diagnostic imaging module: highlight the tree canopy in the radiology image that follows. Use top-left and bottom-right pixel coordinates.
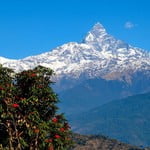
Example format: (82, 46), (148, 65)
(0, 65), (73, 150)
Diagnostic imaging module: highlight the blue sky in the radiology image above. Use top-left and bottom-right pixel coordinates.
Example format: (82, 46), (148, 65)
(0, 0), (150, 59)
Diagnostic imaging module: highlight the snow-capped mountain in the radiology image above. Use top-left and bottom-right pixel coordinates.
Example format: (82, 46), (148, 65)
(1, 23), (149, 146)
(1, 22), (150, 114)
(0, 23), (150, 82)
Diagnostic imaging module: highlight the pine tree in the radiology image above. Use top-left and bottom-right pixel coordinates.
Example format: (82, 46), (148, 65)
(0, 65), (73, 150)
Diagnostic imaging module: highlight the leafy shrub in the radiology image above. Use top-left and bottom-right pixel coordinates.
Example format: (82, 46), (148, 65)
(0, 65), (73, 150)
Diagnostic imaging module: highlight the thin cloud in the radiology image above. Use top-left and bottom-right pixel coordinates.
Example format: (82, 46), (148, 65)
(124, 21), (136, 29)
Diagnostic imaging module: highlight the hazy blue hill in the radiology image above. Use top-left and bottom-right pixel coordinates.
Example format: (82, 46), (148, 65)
(70, 92), (150, 147)
(59, 76), (150, 115)
(59, 78), (126, 114)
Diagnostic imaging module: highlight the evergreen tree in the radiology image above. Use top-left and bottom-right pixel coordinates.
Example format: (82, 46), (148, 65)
(0, 65), (73, 150)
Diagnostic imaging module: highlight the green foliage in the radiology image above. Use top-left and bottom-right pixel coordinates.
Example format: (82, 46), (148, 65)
(0, 65), (73, 150)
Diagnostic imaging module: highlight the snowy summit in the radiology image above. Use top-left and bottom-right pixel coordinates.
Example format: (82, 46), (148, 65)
(0, 23), (150, 81)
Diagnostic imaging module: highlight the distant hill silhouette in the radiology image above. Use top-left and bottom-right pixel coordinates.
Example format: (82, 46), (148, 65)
(70, 92), (150, 147)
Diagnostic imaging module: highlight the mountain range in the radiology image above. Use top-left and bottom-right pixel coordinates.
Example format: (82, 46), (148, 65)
(0, 23), (150, 108)
(0, 22), (150, 146)
(1, 23), (150, 78)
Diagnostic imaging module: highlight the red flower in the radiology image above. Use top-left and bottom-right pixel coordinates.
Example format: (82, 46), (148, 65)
(52, 117), (58, 123)
(34, 129), (40, 133)
(20, 97), (26, 101)
(45, 139), (53, 143)
(48, 145), (54, 150)
(54, 134), (60, 139)
(15, 96), (20, 100)
(30, 73), (36, 77)
(38, 85), (43, 88)
(60, 128), (65, 132)
(12, 103), (19, 108)
(0, 86), (4, 90)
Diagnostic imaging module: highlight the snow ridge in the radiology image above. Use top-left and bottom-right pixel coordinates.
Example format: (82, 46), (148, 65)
(0, 23), (150, 81)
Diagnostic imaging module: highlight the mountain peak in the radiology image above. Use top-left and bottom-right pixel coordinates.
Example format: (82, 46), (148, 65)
(92, 22), (106, 33)
(0, 23), (150, 78)
(83, 22), (108, 44)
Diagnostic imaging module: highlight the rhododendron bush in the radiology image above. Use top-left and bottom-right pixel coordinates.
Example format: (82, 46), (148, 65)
(0, 65), (73, 150)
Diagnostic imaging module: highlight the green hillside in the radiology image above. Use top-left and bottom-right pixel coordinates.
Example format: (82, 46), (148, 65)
(70, 92), (150, 147)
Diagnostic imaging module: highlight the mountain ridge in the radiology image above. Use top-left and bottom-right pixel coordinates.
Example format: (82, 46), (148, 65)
(0, 23), (149, 83)
(70, 92), (150, 146)
(1, 22), (150, 111)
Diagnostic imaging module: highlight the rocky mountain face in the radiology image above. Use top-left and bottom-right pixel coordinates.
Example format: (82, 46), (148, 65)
(0, 23), (150, 114)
